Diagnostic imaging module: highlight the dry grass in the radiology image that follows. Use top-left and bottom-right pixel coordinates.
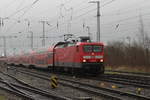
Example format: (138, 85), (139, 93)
(0, 95), (6, 100)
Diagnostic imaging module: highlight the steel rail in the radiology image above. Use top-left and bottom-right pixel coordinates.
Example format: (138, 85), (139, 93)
(0, 80), (34, 100)
(0, 71), (71, 100)
(97, 74), (150, 88)
(105, 70), (150, 76)
(15, 68), (150, 100)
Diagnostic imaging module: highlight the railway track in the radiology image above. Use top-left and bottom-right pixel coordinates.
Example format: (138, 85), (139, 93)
(0, 71), (71, 100)
(97, 73), (150, 89)
(105, 70), (150, 76)
(0, 79), (34, 100)
(104, 70), (150, 83)
(9, 66), (150, 100)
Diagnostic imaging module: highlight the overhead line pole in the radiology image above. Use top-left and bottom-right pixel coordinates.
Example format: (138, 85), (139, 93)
(42, 21), (45, 47)
(0, 36), (17, 57)
(86, 26), (91, 39)
(3, 36), (6, 57)
(31, 31), (33, 50)
(40, 21), (46, 47)
(97, 1), (100, 42)
(25, 19), (34, 50)
(89, 1), (100, 42)
(28, 31), (34, 50)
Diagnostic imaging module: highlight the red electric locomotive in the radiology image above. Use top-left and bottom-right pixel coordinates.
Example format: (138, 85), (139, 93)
(53, 36), (104, 74)
(6, 36), (104, 75)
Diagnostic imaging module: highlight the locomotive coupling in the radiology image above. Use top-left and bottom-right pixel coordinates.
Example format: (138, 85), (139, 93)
(50, 75), (58, 89)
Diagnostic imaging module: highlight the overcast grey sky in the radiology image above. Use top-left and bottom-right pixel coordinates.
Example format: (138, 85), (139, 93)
(0, 0), (150, 55)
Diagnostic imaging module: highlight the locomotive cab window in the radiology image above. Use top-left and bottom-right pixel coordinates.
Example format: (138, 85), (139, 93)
(68, 43), (75, 47)
(55, 44), (65, 48)
(83, 45), (103, 52)
(93, 45), (103, 52)
(83, 45), (92, 52)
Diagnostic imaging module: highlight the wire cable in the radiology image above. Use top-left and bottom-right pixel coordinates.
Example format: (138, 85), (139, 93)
(0, 0), (18, 10)
(5, 0), (40, 33)
(47, 0), (117, 32)
(7, 0), (39, 18)
(102, 11), (150, 26)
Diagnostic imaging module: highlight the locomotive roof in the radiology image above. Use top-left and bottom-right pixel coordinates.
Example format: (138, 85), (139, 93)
(76, 42), (104, 45)
(54, 41), (104, 47)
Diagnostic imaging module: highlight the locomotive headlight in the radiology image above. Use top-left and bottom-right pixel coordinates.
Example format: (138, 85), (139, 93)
(100, 59), (103, 62)
(83, 56), (91, 59)
(95, 55), (103, 59)
(83, 59), (86, 62)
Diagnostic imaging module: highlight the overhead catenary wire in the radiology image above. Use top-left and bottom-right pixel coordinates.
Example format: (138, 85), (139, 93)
(15, 0), (25, 11)
(6, 1), (150, 27)
(3, 0), (150, 50)
(58, 6), (150, 30)
(0, 0), (18, 11)
(26, 0), (109, 29)
(102, 11), (150, 26)
(102, 3), (150, 17)
(19, 0), (40, 18)
(47, 0), (150, 42)
(9, 0), (150, 35)
(103, 0), (150, 16)
(39, 0), (149, 28)
(58, 0), (150, 26)
(58, 0), (111, 21)
(7, 0), (39, 19)
(59, 0), (116, 21)
(47, 0), (117, 32)
(35, 0), (107, 25)
(5, 0), (40, 33)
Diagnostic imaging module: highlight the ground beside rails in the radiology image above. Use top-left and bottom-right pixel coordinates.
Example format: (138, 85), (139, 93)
(1, 63), (150, 100)
(7, 65), (150, 100)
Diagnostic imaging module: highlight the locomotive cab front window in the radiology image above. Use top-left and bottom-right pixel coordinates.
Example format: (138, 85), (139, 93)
(83, 45), (103, 52)
(93, 45), (103, 52)
(83, 45), (92, 52)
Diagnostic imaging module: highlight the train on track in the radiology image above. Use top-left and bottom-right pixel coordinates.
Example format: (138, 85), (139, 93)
(5, 36), (104, 75)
